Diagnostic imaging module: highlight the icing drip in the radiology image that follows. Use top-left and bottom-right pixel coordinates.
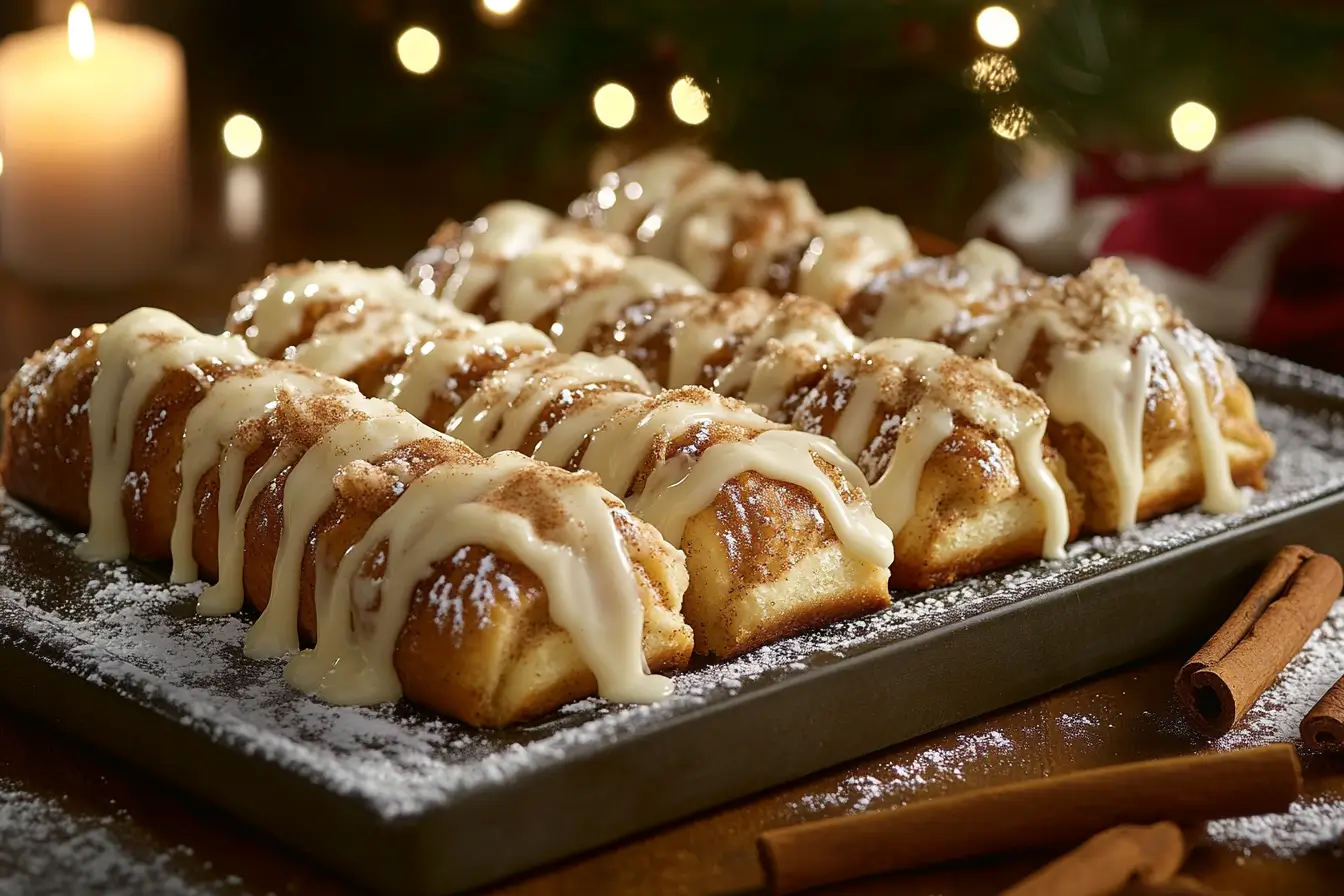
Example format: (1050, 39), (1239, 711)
(796, 208), (915, 308)
(245, 395), (444, 658)
(582, 148), (715, 237)
(532, 390), (648, 468)
(713, 298), (861, 415)
(81, 309), (256, 562)
(290, 309), (457, 378)
(231, 262), (441, 356)
(382, 321), (554, 419)
(446, 353), (652, 455)
(631, 428), (893, 569)
(447, 202), (561, 310)
(1155, 329), (1245, 513)
(578, 395), (770, 499)
(170, 367), (333, 584)
(284, 452), (673, 705)
(866, 239), (1024, 342)
(550, 256), (706, 353)
(966, 258), (1239, 530)
(496, 235), (628, 324)
(578, 392), (894, 569)
(198, 444), (299, 616)
(1038, 338), (1152, 530)
(831, 339), (1071, 558)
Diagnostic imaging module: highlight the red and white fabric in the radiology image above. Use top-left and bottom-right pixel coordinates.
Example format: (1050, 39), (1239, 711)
(971, 118), (1344, 372)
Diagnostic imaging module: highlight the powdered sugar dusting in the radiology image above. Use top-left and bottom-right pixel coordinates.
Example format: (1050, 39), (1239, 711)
(789, 729), (1017, 816)
(1206, 798), (1344, 858)
(0, 779), (242, 896)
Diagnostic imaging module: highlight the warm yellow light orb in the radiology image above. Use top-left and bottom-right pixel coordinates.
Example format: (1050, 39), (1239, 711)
(481, 0), (522, 16)
(669, 76), (710, 125)
(222, 114), (263, 159)
(976, 6), (1020, 49)
(969, 52), (1018, 93)
(1170, 101), (1217, 152)
(396, 26), (441, 75)
(593, 83), (637, 129)
(990, 105), (1033, 140)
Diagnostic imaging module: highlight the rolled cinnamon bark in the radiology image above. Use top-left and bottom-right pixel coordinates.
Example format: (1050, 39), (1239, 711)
(756, 744), (1300, 895)
(1175, 546), (1343, 738)
(1001, 822), (1185, 896)
(1301, 675), (1344, 751)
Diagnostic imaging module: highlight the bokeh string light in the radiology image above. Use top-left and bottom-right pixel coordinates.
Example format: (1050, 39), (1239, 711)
(396, 26), (441, 75)
(593, 82), (636, 129)
(990, 104), (1033, 140)
(222, 114), (263, 159)
(669, 76), (710, 125)
(479, 0), (523, 20)
(969, 52), (1018, 93)
(1170, 101), (1217, 151)
(975, 6), (1020, 49)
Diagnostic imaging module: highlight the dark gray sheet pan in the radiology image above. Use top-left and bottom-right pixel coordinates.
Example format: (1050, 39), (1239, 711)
(1, 345), (1343, 895)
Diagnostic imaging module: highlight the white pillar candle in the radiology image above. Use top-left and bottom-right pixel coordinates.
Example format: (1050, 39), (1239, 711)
(0, 3), (188, 287)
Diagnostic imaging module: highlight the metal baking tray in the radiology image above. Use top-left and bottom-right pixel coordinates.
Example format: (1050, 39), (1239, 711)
(1, 345), (1342, 895)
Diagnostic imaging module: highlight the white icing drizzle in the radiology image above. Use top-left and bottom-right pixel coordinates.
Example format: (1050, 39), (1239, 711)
(496, 235), (628, 324)
(445, 353), (652, 456)
(284, 451), (673, 705)
(290, 309), (454, 378)
(244, 395), (443, 658)
(577, 392), (894, 569)
(587, 148), (714, 237)
(962, 258), (1239, 531)
(1154, 329), (1245, 513)
(867, 239), (1023, 341)
(198, 443), (298, 616)
(630, 428), (893, 569)
(713, 298), (861, 415)
(796, 208), (915, 308)
(532, 390), (649, 469)
(675, 177), (820, 290)
(170, 367), (332, 584)
(382, 321), (553, 419)
(232, 262), (441, 357)
(550, 256), (706, 354)
(833, 339), (1071, 558)
(446, 201), (562, 311)
(80, 309), (256, 562)
(641, 164), (745, 256)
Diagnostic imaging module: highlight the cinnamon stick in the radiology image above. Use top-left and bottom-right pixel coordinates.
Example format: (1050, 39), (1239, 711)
(1175, 546), (1342, 738)
(1001, 822), (1185, 896)
(757, 744), (1299, 895)
(1301, 674), (1344, 751)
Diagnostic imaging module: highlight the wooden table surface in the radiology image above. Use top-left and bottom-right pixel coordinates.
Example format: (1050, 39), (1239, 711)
(2, 148), (1343, 896)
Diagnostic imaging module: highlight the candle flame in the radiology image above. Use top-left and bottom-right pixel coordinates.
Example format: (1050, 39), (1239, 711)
(68, 3), (95, 61)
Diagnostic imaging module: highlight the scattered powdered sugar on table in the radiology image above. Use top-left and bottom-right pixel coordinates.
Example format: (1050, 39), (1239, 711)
(790, 730), (1017, 816)
(1206, 798), (1344, 858)
(0, 372), (1341, 829)
(0, 778), (240, 896)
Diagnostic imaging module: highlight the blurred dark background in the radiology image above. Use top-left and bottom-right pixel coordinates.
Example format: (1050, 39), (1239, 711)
(4, 0), (1344, 368)
(7, 0), (1344, 236)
